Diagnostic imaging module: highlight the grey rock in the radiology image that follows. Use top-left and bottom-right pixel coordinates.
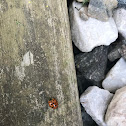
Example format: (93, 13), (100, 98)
(88, 0), (118, 21)
(80, 86), (113, 126)
(77, 75), (91, 96)
(88, 0), (108, 21)
(108, 41), (122, 62)
(108, 40), (126, 61)
(117, 0), (126, 8)
(113, 8), (126, 39)
(75, 46), (108, 82)
(108, 48), (121, 62)
(102, 58), (126, 92)
(105, 86), (126, 126)
(79, 6), (89, 21)
(120, 44), (126, 60)
(77, 74), (101, 96)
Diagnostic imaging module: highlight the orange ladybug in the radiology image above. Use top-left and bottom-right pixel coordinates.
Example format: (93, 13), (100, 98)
(48, 98), (58, 109)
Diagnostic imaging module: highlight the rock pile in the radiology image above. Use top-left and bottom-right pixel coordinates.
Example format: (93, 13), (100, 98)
(68, 0), (126, 125)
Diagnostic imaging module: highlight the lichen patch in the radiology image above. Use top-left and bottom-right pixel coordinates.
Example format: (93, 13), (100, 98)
(15, 51), (34, 81)
(21, 51), (34, 67)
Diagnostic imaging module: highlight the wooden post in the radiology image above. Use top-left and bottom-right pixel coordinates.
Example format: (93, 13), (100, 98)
(0, 0), (83, 126)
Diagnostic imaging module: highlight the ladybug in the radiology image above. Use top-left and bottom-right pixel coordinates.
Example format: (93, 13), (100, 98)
(48, 98), (58, 109)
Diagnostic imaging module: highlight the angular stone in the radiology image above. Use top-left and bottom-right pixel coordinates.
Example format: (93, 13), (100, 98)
(117, 0), (126, 8)
(105, 86), (126, 126)
(113, 8), (126, 39)
(108, 48), (121, 62)
(80, 86), (113, 126)
(108, 40), (126, 62)
(108, 41), (122, 62)
(102, 58), (126, 92)
(88, 0), (108, 21)
(120, 44), (126, 60)
(69, 1), (118, 52)
(79, 6), (89, 21)
(88, 0), (118, 21)
(75, 46), (108, 82)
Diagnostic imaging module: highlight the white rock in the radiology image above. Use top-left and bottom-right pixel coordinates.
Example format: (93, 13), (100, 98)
(69, 1), (118, 52)
(102, 58), (126, 92)
(105, 86), (126, 126)
(76, 0), (83, 2)
(80, 86), (113, 126)
(113, 8), (126, 39)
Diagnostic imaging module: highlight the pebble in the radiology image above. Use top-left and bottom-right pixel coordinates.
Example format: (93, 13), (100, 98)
(102, 58), (126, 92)
(105, 86), (126, 126)
(80, 86), (113, 126)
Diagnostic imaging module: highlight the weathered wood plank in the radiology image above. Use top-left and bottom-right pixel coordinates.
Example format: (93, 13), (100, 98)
(0, 0), (83, 126)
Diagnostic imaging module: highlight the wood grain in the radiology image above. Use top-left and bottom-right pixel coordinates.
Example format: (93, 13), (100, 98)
(0, 0), (83, 126)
